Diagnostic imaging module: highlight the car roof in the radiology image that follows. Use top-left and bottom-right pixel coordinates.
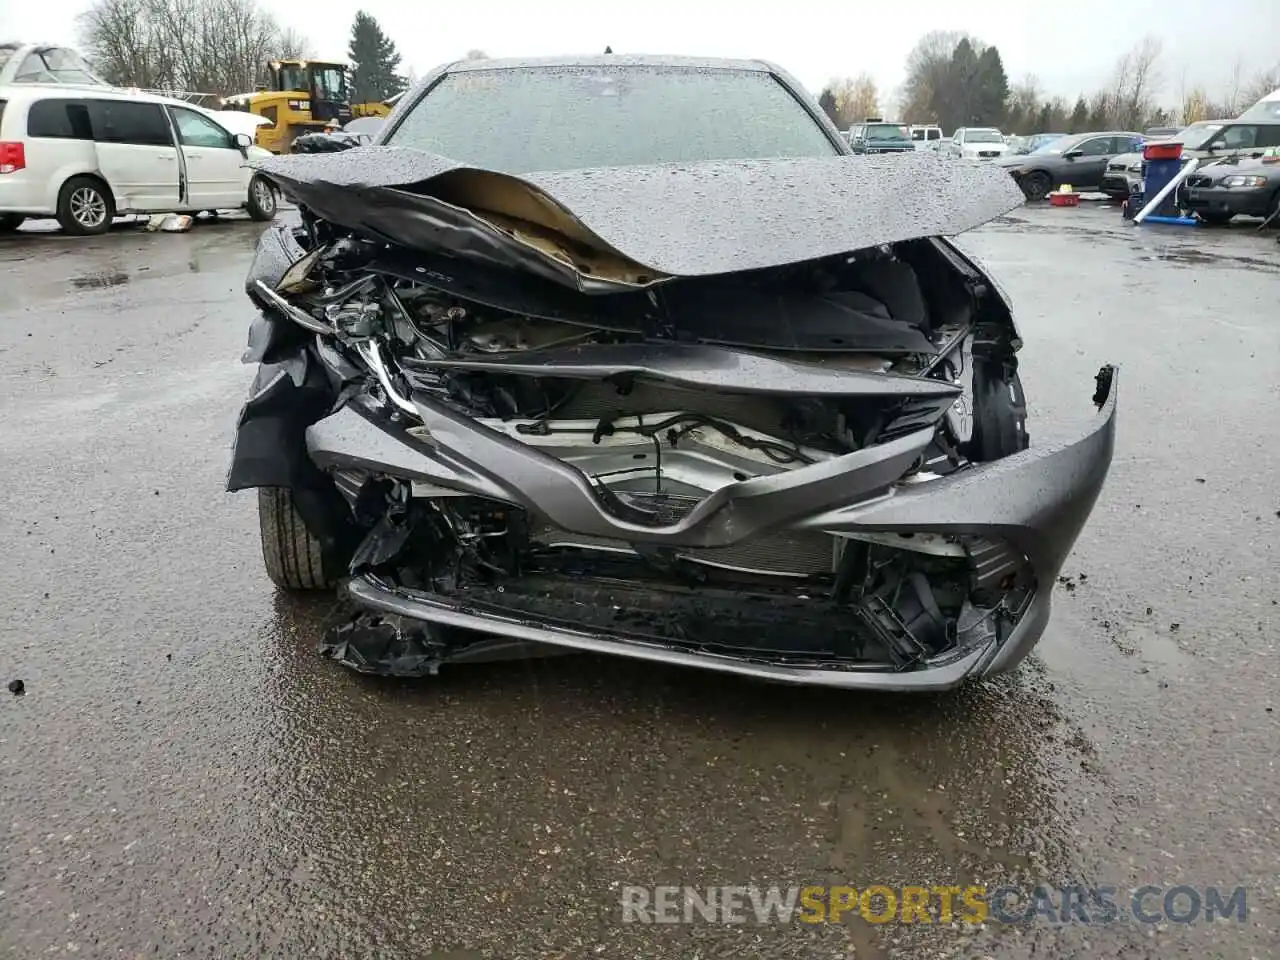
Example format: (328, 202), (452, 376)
(1052, 130), (1141, 143)
(446, 53), (775, 73)
(0, 81), (196, 111)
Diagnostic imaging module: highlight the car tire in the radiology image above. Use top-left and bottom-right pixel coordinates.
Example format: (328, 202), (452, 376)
(56, 176), (114, 236)
(258, 487), (335, 591)
(246, 174), (277, 221)
(1021, 172), (1052, 202)
(1263, 190), (1280, 229)
(0, 214), (24, 232)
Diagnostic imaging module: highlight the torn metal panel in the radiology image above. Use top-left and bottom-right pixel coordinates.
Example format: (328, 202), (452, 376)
(251, 148), (1025, 292)
(408, 342), (962, 397)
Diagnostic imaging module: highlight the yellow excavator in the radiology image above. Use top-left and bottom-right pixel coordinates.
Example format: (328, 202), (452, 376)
(223, 59), (394, 154)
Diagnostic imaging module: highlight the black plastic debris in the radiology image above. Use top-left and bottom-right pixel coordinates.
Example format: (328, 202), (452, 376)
(8, 679), (25, 695)
(291, 132), (362, 154)
(319, 613), (444, 677)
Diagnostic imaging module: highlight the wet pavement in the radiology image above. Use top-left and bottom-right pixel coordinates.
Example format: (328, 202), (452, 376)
(1, 205), (1278, 959)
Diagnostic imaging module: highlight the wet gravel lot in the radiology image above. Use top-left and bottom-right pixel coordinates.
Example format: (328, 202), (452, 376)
(1, 205), (1278, 959)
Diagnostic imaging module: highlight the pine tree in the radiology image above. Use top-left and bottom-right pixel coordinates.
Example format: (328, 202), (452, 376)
(944, 39), (980, 129)
(974, 47), (1009, 126)
(348, 11), (405, 102)
(818, 87), (839, 126)
(1069, 96), (1089, 133)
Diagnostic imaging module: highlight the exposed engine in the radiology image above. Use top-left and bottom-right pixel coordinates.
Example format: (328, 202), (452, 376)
(244, 215), (1035, 674)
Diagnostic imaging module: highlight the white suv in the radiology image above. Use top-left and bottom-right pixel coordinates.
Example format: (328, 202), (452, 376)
(0, 84), (277, 235)
(947, 127), (1009, 160)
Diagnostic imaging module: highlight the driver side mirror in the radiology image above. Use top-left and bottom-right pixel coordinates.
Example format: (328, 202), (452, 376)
(1063, 149), (1083, 159)
(233, 132), (253, 154)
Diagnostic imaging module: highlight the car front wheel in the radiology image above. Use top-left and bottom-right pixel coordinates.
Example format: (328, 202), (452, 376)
(258, 487), (336, 591)
(246, 174), (277, 221)
(1021, 172), (1052, 202)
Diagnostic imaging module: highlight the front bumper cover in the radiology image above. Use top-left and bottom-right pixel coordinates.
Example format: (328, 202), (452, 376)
(1184, 185), (1274, 218)
(303, 366), (1119, 690)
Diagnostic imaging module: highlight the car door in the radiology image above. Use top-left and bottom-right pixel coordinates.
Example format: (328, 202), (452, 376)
(1256, 123), (1280, 149)
(85, 99), (179, 211)
(1064, 135), (1113, 186)
(1216, 124), (1263, 158)
(166, 105), (245, 209)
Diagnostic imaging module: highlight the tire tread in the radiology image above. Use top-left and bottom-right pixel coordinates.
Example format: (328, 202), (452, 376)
(258, 487), (334, 590)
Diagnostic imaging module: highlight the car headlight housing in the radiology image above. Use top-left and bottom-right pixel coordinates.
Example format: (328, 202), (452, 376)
(1222, 175), (1267, 188)
(1127, 162), (1143, 172)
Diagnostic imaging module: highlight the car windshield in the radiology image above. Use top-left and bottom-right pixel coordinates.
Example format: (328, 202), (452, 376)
(385, 64), (840, 172)
(1180, 122), (1225, 148)
(1033, 135), (1082, 154)
(866, 123), (909, 140)
(1237, 94), (1280, 123)
(12, 46), (106, 85)
(965, 129), (1003, 143)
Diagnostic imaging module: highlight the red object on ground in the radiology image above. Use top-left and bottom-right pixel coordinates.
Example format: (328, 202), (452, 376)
(1049, 192), (1081, 207)
(1143, 141), (1183, 161)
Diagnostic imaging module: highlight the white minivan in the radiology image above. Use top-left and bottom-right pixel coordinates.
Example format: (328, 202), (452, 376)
(0, 84), (277, 235)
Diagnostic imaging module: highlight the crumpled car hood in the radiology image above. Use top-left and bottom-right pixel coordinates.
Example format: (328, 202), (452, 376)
(251, 147), (1023, 293)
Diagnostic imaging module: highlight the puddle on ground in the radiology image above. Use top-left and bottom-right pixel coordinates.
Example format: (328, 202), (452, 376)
(1137, 248), (1280, 272)
(1112, 620), (1195, 670)
(70, 271), (131, 290)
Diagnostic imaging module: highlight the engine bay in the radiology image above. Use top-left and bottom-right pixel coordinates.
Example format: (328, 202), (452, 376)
(238, 215), (1036, 674)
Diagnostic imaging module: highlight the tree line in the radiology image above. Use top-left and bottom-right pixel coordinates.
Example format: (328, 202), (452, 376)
(820, 32), (1279, 134)
(77, 0), (410, 100)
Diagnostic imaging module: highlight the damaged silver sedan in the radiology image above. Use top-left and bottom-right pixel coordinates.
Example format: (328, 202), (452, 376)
(227, 55), (1118, 690)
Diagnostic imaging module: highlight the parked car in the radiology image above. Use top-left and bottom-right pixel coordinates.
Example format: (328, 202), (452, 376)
(0, 43), (107, 86)
(229, 54), (1117, 691)
(995, 130), (1143, 200)
(1098, 118), (1279, 201)
(1182, 153), (1280, 224)
(947, 127), (1009, 159)
(849, 120), (914, 154)
(341, 116), (384, 144)
(1238, 86), (1280, 121)
(1143, 126), (1181, 138)
(909, 124), (943, 150)
(1009, 132), (1067, 155)
(0, 84), (277, 234)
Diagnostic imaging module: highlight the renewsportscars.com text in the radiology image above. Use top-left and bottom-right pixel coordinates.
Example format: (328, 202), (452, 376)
(620, 884), (1248, 925)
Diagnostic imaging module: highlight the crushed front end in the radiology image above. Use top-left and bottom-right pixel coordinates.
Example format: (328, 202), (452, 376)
(229, 152), (1117, 690)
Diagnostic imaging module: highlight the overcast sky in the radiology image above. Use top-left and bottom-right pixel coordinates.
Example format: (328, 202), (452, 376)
(3, 0), (1278, 109)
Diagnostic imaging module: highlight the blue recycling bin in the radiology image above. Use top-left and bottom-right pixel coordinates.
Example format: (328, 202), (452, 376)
(1139, 141), (1185, 218)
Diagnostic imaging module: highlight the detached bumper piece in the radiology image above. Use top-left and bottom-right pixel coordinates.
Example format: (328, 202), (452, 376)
(311, 367), (1117, 691)
(344, 574), (995, 691)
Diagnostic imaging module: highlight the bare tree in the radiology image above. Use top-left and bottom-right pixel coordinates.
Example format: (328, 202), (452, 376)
(279, 27), (312, 60)
(1005, 74), (1042, 132)
(1181, 85), (1209, 124)
(900, 30), (965, 122)
(79, 0), (307, 96)
(1101, 35), (1162, 129)
(1225, 58), (1244, 115)
(1239, 65), (1280, 107)
(829, 73), (879, 127)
